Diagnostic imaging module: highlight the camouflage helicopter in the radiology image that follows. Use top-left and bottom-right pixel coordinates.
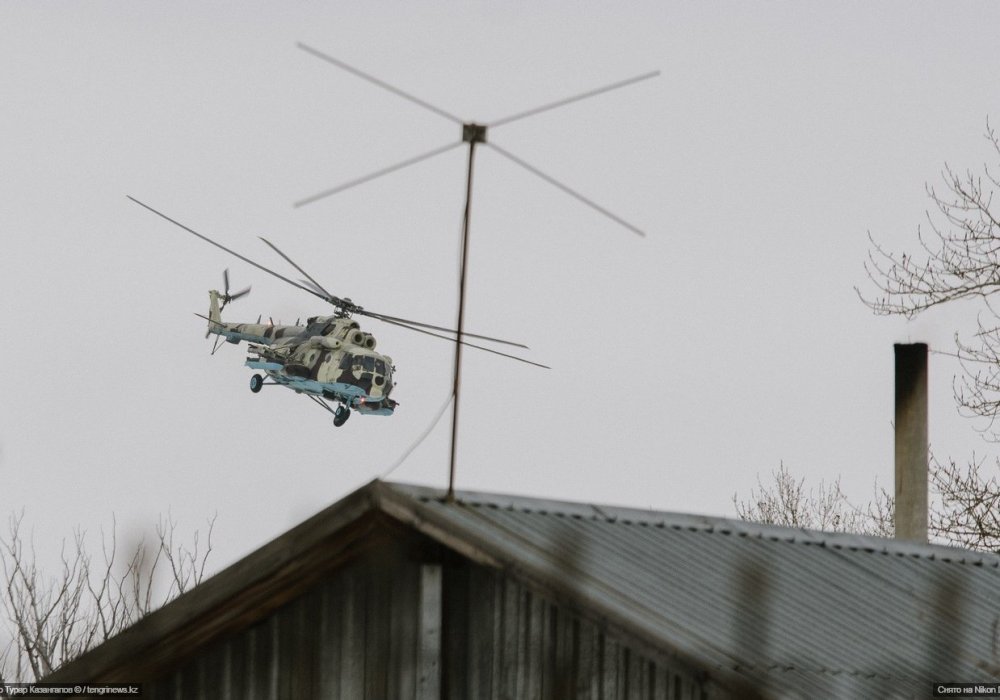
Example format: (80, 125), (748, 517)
(129, 196), (546, 427)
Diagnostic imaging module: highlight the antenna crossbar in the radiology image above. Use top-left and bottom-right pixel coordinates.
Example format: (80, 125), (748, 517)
(294, 43), (656, 498)
(486, 142), (646, 237)
(297, 42), (464, 125)
(295, 140), (463, 207)
(488, 70), (661, 128)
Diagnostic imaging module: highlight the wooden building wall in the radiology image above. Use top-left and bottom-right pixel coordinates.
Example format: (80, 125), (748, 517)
(144, 544), (712, 699)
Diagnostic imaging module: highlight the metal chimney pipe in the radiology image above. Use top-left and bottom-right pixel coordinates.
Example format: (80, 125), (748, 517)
(894, 343), (928, 543)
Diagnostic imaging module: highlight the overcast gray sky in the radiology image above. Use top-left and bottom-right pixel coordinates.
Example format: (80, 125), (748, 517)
(3, 2), (1000, 572)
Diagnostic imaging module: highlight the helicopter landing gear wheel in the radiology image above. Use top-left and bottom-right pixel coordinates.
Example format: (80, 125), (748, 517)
(249, 374), (264, 393)
(333, 406), (351, 427)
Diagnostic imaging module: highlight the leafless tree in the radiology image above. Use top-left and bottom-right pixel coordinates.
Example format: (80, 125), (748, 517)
(849, 119), (1000, 551)
(735, 457), (1000, 552)
(930, 454), (1000, 551)
(0, 512), (215, 683)
(733, 462), (893, 537)
(862, 121), (1000, 437)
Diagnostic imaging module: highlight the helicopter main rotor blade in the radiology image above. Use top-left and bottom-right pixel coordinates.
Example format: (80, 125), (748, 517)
(127, 196), (328, 303)
(293, 278), (529, 349)
(133, 196), (536, 352)
(299, 278), (329, 297)
(259, 237), (340, 303)
(487, 70), (660, 129)
(377, 316), (550, 369)
(264, 236), (529, 348)
(362, 309), (529, 349)
(289, 285), (528, 348)
(484, 143), (646, 237)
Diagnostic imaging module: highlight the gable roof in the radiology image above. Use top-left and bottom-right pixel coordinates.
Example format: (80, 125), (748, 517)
(50, 480), (1000, 698)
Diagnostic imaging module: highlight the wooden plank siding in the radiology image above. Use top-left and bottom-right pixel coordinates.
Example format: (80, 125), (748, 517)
(440, 566), (707, 700)
(145, 548), (710, 699)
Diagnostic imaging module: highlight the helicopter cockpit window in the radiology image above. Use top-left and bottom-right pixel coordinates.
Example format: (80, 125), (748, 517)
(374, 359), (386, 375)
(346, 354), (368, 372)
(339, 354), (353, 370)
(362, 356), (375, 372)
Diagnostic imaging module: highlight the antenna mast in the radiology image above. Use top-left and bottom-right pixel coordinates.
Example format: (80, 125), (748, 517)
(449, 123), (486, 500)
(294, 44), (657, 499)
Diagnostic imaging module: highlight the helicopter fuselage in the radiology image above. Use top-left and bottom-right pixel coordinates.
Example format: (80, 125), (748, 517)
(208, 291), (396, 417)
(128, 197), (541, 428)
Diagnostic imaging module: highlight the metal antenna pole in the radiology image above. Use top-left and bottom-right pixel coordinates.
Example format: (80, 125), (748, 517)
(295, 47), (656, 497)
(448, 123), (487, 502)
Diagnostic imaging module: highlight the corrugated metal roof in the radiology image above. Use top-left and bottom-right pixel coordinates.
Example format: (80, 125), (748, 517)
(385, 482), (1000, 699)
(48, 480), (1000, 698)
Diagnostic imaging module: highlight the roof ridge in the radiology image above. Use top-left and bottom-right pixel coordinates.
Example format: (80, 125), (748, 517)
(387, 480), (1000, 567)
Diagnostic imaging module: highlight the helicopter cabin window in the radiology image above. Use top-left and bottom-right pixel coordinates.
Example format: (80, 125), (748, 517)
(345, 354), (368, 372)
(340, 354), (383, 374)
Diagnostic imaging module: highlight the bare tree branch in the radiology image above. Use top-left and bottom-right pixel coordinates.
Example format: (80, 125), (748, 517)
(732, 462), (891, 536)
(860, 124), (1000, 319)
(929, 453), (1000, 551)
(0, 512), (215, 682)
(850, 120), (1000, 550)
(736, 455), (1000, 554)
(861, 121), (1000, 438)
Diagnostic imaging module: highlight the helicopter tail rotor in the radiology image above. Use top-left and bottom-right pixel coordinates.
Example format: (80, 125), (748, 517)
(205, 269), (249, 341)
(219, 268), (251, 311)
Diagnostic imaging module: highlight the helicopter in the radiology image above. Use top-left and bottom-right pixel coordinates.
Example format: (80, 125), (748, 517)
(128, 196), (547, 427)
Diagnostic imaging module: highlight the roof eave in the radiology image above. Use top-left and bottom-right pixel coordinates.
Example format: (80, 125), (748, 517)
(46, 479), (383, 683)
